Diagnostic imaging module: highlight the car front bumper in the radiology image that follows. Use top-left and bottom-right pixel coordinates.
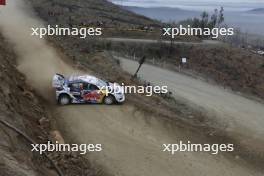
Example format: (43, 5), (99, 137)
(115, 94), (126, 103)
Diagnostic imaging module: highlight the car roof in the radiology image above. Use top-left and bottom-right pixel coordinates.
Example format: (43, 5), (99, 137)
(68, 75), (99, 85)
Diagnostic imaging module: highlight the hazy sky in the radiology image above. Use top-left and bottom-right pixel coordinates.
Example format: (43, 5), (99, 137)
(110, 0), (264, 11)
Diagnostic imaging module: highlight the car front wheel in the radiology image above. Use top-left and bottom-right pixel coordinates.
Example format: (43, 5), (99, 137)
(58, 94), (71, 105)
(104, 95), (115, 105)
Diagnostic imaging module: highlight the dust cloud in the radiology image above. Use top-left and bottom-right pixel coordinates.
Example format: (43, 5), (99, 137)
(0, 0), (76, 98)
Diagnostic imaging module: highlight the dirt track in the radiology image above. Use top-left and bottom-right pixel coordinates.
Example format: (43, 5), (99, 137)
(104, 37), (222, 45)
(120, 58), (264, 137)
(119, 58), (264, 146)
(0, 1), (263, 176)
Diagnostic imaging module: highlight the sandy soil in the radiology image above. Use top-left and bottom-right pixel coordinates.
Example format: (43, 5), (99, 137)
(0, 1), (263, 176)
(55, 105), (262, 176)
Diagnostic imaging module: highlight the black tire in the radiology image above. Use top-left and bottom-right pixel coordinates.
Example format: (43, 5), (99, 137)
(58, 94), (71, 105)
(104, 95), (115, 105)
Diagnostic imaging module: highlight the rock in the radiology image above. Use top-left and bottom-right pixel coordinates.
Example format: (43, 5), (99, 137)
(50, 130), (65, 144)
(39, 117), (50, 127)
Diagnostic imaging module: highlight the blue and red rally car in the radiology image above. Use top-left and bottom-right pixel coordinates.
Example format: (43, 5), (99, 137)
(52, 74), (125, 105)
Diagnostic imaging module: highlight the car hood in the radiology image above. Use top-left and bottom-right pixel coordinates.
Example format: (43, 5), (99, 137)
(107, 82), (124, 94)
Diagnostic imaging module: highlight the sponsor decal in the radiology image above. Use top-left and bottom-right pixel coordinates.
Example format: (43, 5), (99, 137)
(83, 91), (101, 102)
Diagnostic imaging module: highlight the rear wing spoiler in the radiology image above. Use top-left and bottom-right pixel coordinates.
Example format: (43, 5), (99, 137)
(52, 73), (65, 88)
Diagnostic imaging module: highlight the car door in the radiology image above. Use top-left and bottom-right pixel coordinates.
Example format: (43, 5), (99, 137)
(82, 84), (103, 103)
(69, 82), (83, 100)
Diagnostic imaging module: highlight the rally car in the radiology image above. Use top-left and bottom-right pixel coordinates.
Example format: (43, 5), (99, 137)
(52, 74), (125, 105)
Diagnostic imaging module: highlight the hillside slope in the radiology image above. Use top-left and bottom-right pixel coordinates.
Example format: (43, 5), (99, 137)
(0, 34), (109, 176)
(123, 6), (199, 22)
(0, 35), (55, 176)
(27, 0), (159, 27)
(248, 8), (264, 14)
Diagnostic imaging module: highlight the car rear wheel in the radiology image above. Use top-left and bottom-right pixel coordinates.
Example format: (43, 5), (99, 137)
(104, 95), (115, 105)
(59, 94), (71, 105)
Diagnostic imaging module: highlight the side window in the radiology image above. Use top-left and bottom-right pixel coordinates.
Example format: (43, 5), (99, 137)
(69, 83), (80, 91)
(83, 83), (89, 90)
(89, 84), (99, 91)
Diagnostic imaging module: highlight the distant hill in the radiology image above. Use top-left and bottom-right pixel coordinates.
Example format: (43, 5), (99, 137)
(124, 6), (185, 12)
(27, 0), (160, 27)
(123, 6), (264, 35)
(247, 8), (264, 14)
(123, 6), (200, 22)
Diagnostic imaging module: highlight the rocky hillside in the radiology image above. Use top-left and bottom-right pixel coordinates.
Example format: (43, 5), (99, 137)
(27, 0), (159, 28)
(0, 35), (109, 176)
(0, 34), (54, 176)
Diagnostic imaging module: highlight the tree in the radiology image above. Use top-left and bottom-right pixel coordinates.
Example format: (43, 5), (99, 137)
(192, 17), (201, 28)
(177, 7), (225, 38)
(179, 7), (225, 29)
(200, 11), (209, 29)
(218, 7), (225, 27)
(209, 8), (218, 29)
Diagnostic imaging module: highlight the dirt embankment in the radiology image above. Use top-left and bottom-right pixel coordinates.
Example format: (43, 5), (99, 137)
(0, 35), (54, 176)
(180, 45), (264, 99)
(0, 7), (109, 176)
(0, 34), (49, 176)
(27, 0), (159, 28)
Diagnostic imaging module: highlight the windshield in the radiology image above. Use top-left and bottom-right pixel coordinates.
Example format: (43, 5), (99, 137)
(97, 79), (108, 88)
